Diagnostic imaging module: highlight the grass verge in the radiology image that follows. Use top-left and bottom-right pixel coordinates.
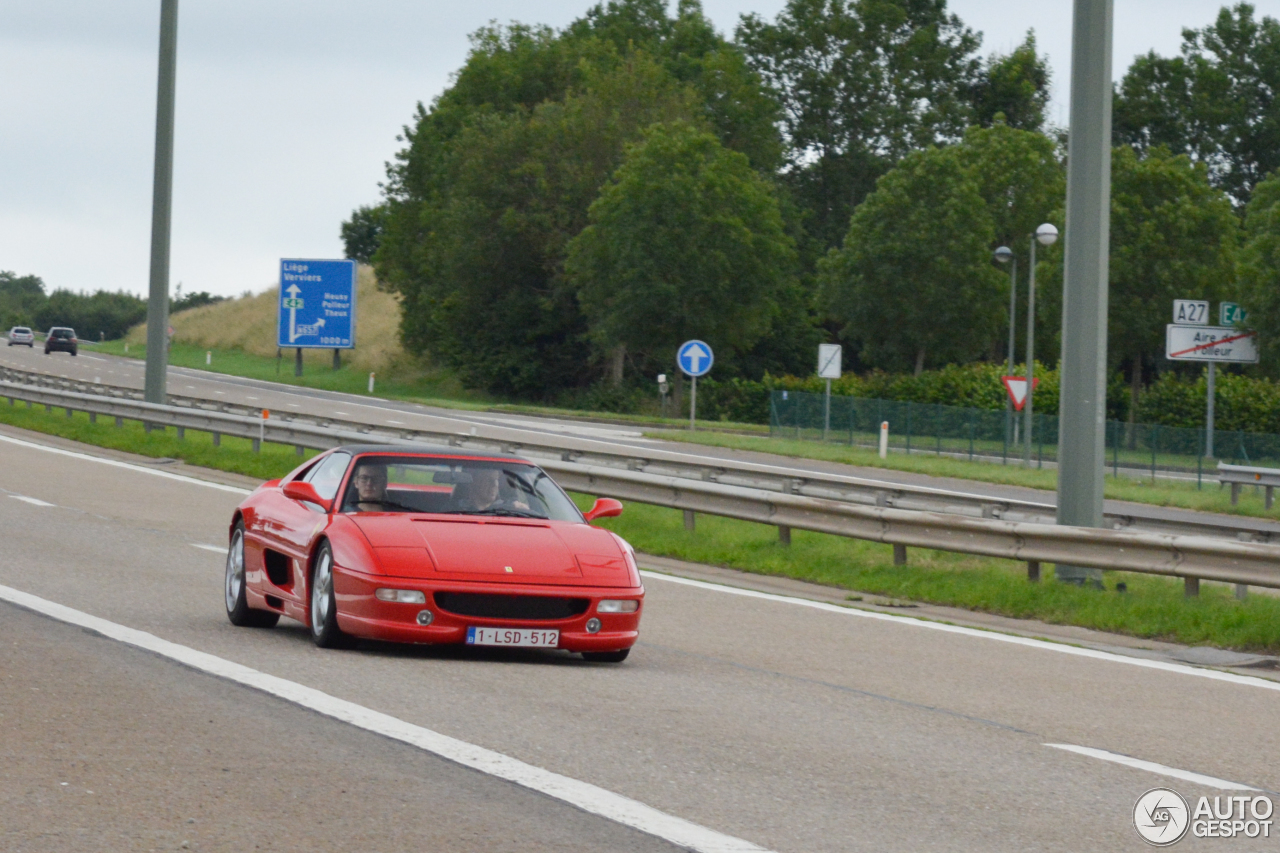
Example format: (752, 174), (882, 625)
(3, 397), (1276, 654)
(648, 429), (1280, 522)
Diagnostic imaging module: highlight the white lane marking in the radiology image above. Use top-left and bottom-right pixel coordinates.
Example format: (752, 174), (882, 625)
(287, 403), (300, 408)
(0, 434), (251, 496)
(191, 543), (227, 554)
(1044, 744), (1259, 791)
(246, 396), (259, 400)
(387, 420), (406, 425)
(639, 571), (1280, 693)
(0, 584), (771, 853)
(10, 495), (54, 507)
(334, 411), (350, 416)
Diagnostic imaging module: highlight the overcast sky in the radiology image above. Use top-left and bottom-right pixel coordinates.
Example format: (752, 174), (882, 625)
(1, 1), (1273, 299)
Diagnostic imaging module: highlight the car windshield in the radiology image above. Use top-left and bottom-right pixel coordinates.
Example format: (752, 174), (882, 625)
(339, 455), (583, 522)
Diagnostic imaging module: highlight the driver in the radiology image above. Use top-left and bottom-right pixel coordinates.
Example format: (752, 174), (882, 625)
(454, 468), (530, 513)
(350, 462), (389, 511)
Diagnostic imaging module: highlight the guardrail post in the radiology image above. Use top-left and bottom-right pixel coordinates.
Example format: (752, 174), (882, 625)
(212, 432), (221, 447)
(1027, 561), (1041, 582)
(1235, 583), (1248, 600)
(65, 407), (72, 418)
(26, 400), (32, 409)
(176, 426), (185, 440)
(1267, 486), (1274, 510)
(252, 438), (261, 453)
(1231, 483), (1241, 505)
(114, 416), (122, 427)
(295, 445), (305, 456)
(683, 510), (695, 531)
(778, 525), (791, 545)
(1184, 576), (1199, 597)
(893, 543), (907, 566)
(88, 412), (96, 424)
(45, 403), (53, 413)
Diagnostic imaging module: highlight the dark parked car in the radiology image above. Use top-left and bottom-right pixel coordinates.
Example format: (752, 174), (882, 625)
(44, 327), (78, 356)
(7, 326), (34, 347)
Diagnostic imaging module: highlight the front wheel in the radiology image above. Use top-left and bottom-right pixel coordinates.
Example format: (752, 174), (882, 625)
(310, 542), (353, 648)
(225, 522), (278, 628)
(582, 649), (630, 663)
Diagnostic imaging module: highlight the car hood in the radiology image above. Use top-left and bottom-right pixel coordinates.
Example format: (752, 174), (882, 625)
(351, 515), (633, 587)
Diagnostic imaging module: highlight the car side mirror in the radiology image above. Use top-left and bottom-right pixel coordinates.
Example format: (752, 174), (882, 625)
(584, 498), (623, 522)
(282, 480), (329, 511)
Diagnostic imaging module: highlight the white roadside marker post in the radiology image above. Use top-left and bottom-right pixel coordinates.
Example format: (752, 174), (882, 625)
(368, 372), (375, 394)
(879, 421), (889, 459)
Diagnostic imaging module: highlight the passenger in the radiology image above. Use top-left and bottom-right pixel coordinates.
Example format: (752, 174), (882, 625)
(350, 462), (390, 511)
(453, 468), (531, 513)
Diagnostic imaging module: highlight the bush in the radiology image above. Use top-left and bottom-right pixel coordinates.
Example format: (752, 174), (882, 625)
(1138, 370), (1280, 433)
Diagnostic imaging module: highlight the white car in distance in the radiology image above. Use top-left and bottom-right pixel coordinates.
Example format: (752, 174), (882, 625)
(7, 326), (34, 347)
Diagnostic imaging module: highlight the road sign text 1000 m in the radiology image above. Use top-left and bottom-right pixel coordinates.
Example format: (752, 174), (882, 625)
(277, 259), (356, 349)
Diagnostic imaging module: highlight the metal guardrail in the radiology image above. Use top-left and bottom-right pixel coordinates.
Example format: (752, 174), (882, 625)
(1219, 462), (1280, 509)
(5, 379), (1280, 592)
(1, 366), (1274, 544)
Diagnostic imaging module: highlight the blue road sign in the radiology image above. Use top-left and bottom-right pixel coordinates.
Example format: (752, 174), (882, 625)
(677, 339), (714, 377)
(277, 259), (357, 349)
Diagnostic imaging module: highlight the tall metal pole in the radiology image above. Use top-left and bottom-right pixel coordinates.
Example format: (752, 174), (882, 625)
(1055, 0), (1114, 585)
(1206, 363), (1216, 459)
(1024, 241), (1037, 467)
(144, 0), (179, 404)
(1006, 257), (1017, 459)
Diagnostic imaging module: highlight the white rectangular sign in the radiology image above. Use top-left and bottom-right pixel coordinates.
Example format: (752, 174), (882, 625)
(817, 343), (842, 379)
(1165, 324), (1259, 363)
(1172, 300), (1209, 325)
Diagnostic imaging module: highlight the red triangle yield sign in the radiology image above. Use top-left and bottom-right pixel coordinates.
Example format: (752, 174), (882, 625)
(1001, 376), (1039, 411)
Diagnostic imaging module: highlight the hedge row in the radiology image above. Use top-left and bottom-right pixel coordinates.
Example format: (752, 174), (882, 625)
(1137, 371), (1280, 433)
(693, 363), (1132, 425)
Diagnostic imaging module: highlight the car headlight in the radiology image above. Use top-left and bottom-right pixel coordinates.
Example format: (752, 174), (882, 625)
(597, 599), (639, 613)
(375, 588), (427, 604)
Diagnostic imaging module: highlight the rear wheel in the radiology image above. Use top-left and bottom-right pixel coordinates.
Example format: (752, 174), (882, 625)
(582, 649), (630, 663)
(225, 522), (278, 628)
(310, 542), (353, 648)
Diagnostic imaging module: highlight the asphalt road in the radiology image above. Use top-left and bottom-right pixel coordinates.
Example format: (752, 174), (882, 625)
(3, 343), (1276, 538)
(2, 428), (1280, 850)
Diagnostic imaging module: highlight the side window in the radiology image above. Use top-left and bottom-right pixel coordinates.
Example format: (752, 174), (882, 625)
(305, 452), (351, 501)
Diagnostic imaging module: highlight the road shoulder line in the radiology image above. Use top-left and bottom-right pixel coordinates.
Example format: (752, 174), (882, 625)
(0, 583), (772, 853)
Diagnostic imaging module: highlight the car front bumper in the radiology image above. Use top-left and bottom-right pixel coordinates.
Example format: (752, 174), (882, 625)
(334, 568), (643, 652)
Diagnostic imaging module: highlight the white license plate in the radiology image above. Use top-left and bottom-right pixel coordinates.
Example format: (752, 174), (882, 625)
(466, 627), (559, 648)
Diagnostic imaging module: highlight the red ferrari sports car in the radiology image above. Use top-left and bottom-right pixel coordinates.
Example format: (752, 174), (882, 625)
(224, 445), (643, 662)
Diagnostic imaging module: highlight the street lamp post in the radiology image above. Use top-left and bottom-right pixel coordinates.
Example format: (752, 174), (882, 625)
(1024, 224), (1059, 467)
(994, 246), (1015, 461)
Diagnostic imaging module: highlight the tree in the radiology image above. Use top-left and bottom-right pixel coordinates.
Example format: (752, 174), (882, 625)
(376, 4), (785, 398)
(738, 0), (983, 248)
(819, 147), (1003, 373)
(1114, 3), (1280, 205)
(566, 122), (795, 383)
(1038, 147), (1238, 417)
(341, 204), (387, 265)
(0, 271), (46, 330)
(33, 290), (147, 341)
(968, 32), (1050, 131)
(1238, 169), (1280, 369)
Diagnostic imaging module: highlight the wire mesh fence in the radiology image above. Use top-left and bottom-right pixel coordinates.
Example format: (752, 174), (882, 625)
(769, 390), (1280, 483)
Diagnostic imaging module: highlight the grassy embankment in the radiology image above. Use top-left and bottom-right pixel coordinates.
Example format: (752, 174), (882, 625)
(4, 398), (1279, 653)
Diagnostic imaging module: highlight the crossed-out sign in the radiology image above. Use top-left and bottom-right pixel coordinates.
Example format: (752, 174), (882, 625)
(1166, 299), (1258, 363)
(1001, 376), (1039, 411)
(677, 340), (714, 377)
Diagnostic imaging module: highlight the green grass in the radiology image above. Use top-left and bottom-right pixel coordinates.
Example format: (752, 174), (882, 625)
(583, 498), (1280, 654)
(649, 429), (1280, 521)
(7, 392), (1279, 653)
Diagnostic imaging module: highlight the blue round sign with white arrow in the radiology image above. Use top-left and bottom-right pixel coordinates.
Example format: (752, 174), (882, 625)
(677, 340), (714, 377)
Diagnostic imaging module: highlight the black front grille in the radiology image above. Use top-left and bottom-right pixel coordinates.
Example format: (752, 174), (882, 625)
(434, 592), (589, 621)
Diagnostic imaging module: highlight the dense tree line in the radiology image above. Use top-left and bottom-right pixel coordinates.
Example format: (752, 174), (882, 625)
(1, 273), (222, 342)
(348, 0), (1280, 414)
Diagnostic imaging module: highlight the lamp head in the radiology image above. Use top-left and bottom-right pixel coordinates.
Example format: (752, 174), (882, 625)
(993, 246), (1013, 263)
(1035, 223), (1059, 246)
